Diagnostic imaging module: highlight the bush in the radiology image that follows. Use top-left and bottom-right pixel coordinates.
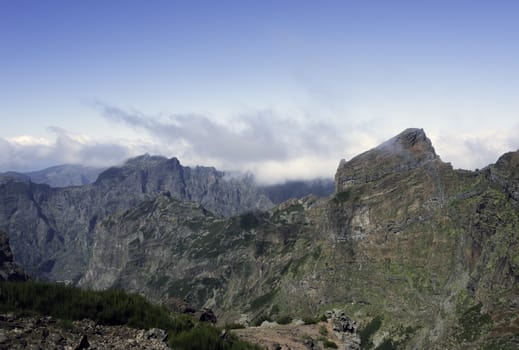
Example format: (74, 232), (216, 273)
(323, 339), (338, 348)
(276, 315), (292, 325)
(302, 316), (318, 325)
(225, 323), (246, 330)
(359, 316), (383, 347)
(252, 314), (272, 326)
(375, 339), (397, 350)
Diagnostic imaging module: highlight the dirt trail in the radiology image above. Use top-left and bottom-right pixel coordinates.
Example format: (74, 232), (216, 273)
(233, 321), (345, 350)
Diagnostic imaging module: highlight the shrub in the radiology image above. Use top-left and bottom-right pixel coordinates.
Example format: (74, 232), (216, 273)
(276, 315), (292, 325)
(359, 316), (383, 347)
(302, 316), (318, 325)
(375, 339), (397, 350)
(225, 323), (246, 330)
(252, 314), (272, 327)
(323, 339), (338, 348)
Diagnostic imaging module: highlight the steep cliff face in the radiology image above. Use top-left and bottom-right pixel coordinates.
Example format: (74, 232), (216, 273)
(0, 230), (29, 281)
(0, 155), (272, 281)
(79, 193), (325, 318)
(79, 130), (518, 349)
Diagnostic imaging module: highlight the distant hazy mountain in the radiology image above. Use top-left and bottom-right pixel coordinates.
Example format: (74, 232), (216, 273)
(24, 164), (104, 187)
(0, 154), (272, 281)
(260, 178), (335, 204)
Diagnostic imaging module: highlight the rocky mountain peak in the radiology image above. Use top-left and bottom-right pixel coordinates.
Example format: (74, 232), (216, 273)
(377, 128), (436, 156)
(335, 128), (440, 191)
(124, 154), (176, 167)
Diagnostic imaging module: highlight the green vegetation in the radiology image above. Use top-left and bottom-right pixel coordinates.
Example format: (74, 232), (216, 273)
(374, 339), (396, 350)
(0, 281), (260, 350)
(455, 303), (491, 342)
(252, 314), (272, 327)
(249, 289), (278, 311)
(169, 323), (262, 350)
(0, 281), (185, 331)
(323, 339), (338, 348)
(319, 325), (328, 336)
(302, 316), (318, 324)
(332, 188), (360, 204)
(276, 315), (292, 325)
(224, 323), (246, 330)
(240, 212), (261, 230)
(359, 316), (383, 348)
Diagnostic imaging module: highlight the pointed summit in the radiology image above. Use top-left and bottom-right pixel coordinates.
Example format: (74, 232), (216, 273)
(377, 128), (436, 156)
(335, 128), (439, 191)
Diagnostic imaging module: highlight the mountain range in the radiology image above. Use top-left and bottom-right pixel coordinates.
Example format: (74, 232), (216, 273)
(0, 128), (517, 349)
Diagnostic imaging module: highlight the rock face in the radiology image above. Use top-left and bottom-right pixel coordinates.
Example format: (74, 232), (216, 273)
(0, 313), (170, 349)
(0, 230), (28, 281)
(0, 155), (272, 281)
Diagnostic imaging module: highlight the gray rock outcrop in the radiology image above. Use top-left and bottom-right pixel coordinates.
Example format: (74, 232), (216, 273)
(0, 313), (170, 349)
(0, 230), (29, 281)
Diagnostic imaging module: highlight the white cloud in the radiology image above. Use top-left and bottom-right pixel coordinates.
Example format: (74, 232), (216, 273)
(0, 128), (155, 172)
(2, 104), (518, 184)
(431, 126), (519, 170)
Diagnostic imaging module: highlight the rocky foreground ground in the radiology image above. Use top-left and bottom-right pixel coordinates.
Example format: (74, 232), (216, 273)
(0, 309), (361, 350)
(0, 313), (170, 350)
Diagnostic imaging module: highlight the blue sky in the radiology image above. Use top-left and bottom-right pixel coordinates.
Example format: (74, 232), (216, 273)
(1, 0), (518, 182)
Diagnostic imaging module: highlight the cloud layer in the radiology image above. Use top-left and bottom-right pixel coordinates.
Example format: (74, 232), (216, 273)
(1, 105), (518, 184)
(0, 128), (151, 173)
(99, 104), (344, 163)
